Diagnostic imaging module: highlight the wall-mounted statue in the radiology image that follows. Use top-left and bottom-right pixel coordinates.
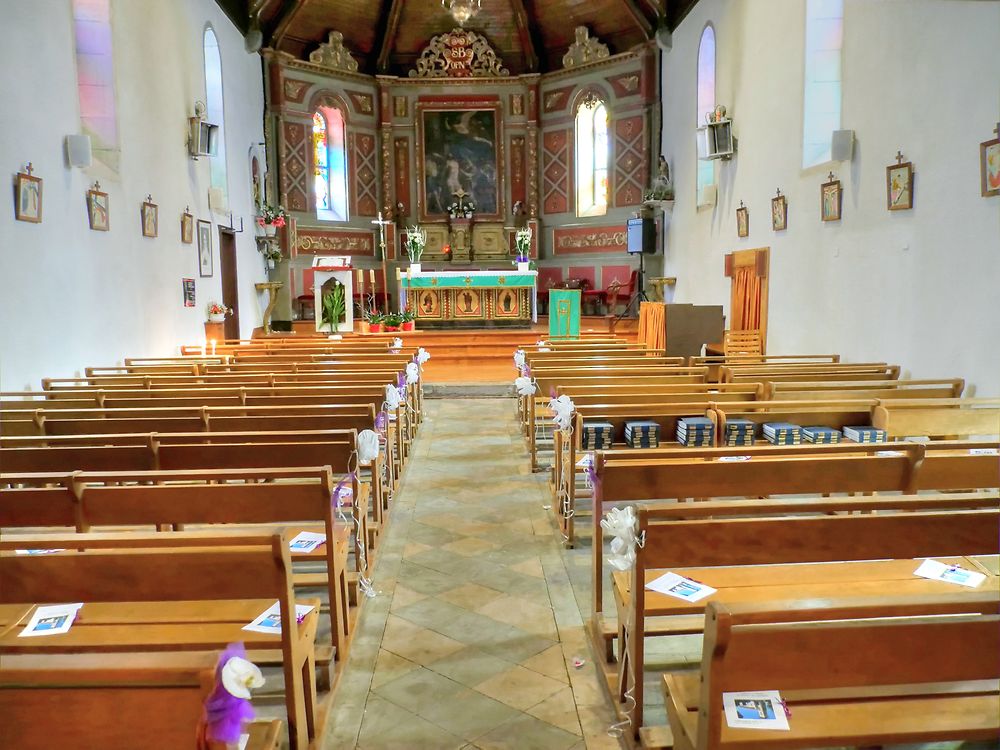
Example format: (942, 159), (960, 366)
(645, 155), (674, 201)
(394, 201), (408, 228)
(512, 200), (527, 229)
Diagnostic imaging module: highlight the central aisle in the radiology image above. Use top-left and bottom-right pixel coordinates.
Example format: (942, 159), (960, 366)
(325, 398), (620, 749)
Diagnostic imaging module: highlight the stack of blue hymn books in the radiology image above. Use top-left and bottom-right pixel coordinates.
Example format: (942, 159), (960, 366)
(762, 422), (802, 445)
(802, 426), (842, 444)
(581, 421), (614, 450)
(724, 418), (756, 446)
(625, 420), (660, 448)
(843, 426), (887, 443)
(676, 417), (714, 447)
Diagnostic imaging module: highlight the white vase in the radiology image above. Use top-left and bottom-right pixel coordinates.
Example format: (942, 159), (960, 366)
(517, 262), (530, 272)
(267, 258), (275, 270)
(410, 262), (422, 274)
(208, 313), (225, 323)
(262, 224), (277, 237)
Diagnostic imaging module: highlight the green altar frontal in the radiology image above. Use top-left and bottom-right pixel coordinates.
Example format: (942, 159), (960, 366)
(400, 270), (538, 327)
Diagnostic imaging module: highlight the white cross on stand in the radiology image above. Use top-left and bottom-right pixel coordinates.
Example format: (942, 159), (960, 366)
(371, 211), (394, 315)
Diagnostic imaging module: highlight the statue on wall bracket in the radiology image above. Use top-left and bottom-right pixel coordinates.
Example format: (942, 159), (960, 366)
(409, 28), (510, 78)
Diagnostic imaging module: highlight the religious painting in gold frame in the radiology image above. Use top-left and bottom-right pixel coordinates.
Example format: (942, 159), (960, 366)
(771, 190), (787, 231)
(736, 202), (749, 238)
(415, 100), (504, 222)
(493, 287), (523, 318)
(452, 288), (484, 319)
(141, 197), (158, 238)
(981, 125), (1000, 198)
(14, 167), (42, 223)
(886, 154), (913, 211)
(413, 288), (443, 319)
(86, 183), (109, 231)
(181, 210), (194, 244)
(820, 174), (842, 222)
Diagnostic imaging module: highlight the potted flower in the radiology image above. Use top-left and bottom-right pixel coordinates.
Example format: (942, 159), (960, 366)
(366, 311), (384, 334)
(256, 204), (287, 237)
(320, 282), (347, 334)
(206, 302), (230, 323)
(406, 224), (426, 274)
(383, 313), (402, 332)
(259, 242), (282, 270)
(514, 227), (533, 272)
(400, 309), (416, 332)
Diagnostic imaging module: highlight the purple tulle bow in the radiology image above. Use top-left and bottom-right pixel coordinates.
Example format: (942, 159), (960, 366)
(203, 643), (255, 744)
(332, 472), (357, 509)
(396, 372), (406, 389)
(549, 387), (557, 399)
(584, 462), (599, 490)
(412, 354), (420, 365)
(375, 410), (388, 432)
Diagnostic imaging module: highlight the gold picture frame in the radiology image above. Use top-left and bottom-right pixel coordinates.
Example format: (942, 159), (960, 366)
(771, 190), (787, 231)
(87, 183), (109, 231)
(736, 202), (749, 238)
(886, 152), (913, 211)
(181, 209), (194, 244)
(141, 195), (158, 238)
(980, 125), (999, 198)
(821, 173), (842, 222)
(14, 166), (42, 223)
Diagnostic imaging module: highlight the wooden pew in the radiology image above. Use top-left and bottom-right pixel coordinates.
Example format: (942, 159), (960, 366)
(0, 651), (282, 750)
(874, 398), (1000, 439)
(0, 532), (319, 749)
(712, 399), (879, 443)
(619, 499), (1000, 734)
(764, 377), (965, 401)
(720, 362), (900, 383)
(664, 594), (1000, 749)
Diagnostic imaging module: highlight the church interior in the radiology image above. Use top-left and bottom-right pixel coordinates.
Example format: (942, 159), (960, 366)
(1, 0), (999, 748)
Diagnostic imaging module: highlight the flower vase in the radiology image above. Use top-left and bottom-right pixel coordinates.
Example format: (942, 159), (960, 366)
(368, 322), (382, 333)
(517, 261), (530, 272)
(410, 262), (422, 274)
(402, 320), (416, 332)
(263, 224), (277, 237)
(209, 313), (226, 323)
(267, 258), (275, 270)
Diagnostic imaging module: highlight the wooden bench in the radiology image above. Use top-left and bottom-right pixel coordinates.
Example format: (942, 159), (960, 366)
(688, 354), (841, 382)
(720, 362), (901, 383)
(0, 532), (320, 749)
(0, 650), (282, 749)
(664, 594), (1000, 749)
(874, 397), (1000, 439)
(764, 377), (965, 401)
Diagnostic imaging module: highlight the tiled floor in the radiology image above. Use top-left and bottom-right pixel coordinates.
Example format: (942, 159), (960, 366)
(324, 398), (622, 750)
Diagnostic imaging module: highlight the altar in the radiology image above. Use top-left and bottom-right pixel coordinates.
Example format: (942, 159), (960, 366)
(399, 269), (538, 328)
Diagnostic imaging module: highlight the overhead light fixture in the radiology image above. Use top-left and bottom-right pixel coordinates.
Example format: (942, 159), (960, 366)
(442, 0), (481, 27)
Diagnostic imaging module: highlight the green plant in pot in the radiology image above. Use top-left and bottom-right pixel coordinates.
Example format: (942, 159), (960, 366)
(321, 282), (346, 334)
(383, 313), (402, 332)
(400, 309), (416, 332)
(366, 311), (385, 333)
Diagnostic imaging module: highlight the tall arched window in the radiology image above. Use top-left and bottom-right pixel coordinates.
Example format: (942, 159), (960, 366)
(313, 106), (349, 221)
(72, 0), (119, 172)
(696, 24), (716, 199)
(203, 27), (228, 207)
(575, 98), (609, 217)
(802, 0), (843, 167)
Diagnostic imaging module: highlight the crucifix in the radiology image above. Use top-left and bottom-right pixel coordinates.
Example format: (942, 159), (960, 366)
(24, 162), (33, 176)
(452, 187), (470, 214)
(894, 150), (905, 165)
(371, 211), (393, 314)
(827, 171), (836, 183)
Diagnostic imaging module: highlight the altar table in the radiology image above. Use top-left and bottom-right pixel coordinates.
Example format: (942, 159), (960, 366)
(399, 269), (538, 326)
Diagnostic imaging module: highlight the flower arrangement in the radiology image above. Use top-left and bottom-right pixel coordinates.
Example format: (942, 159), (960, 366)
(400, 309), (416, 331)
(321, 282), (347, 334)
(514, 227), (532, 264)
(382, 313), (402, 332)
(256, 204), (287, 228)
(447, 201), (476, 219)
(258, 243), (282, 263)
(406, 225), (426, 263)
(206, 301), (231, 321)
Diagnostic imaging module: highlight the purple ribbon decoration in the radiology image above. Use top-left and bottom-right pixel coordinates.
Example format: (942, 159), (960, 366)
(331, 472), (357, 510)
(549, 387), (557, 399)
(202, 643), (255, 744)
(375, 410), (388, 432)
(396, 372), (406, 389)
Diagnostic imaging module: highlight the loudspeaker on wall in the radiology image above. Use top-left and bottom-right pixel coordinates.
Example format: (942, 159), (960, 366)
(831, 130), (855, 162)
(65, 134), (92, 168)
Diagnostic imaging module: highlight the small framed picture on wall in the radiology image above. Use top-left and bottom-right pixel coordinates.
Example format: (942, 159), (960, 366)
(980, 124), (999, 198)
(771, 189), (787, 231)
(87, 182), (109, 231)
(821, 173), (842, 222)
(181, 209), (194, 244)
(886, 151), (914, 210)
(182, 277), (196, 307)
(14, 164), (42, 223)
(197, 219), (213, 278)
(141, 195), (158, 237)
(736, 201), (749, 238)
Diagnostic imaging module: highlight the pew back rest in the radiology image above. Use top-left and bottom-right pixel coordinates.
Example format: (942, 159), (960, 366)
(764, 378), (965, 401)
(874, 398), (1000, 439)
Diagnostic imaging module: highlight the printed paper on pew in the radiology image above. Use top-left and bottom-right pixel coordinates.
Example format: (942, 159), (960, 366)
(718, 455), (751, 462)
(288, 531), (326, 554)
(576, 453), (594, 469)
(15, 548), (66, 555)
(969, 447), (999, 455)
(19, 603), (84, 638)
(243, 602), (316, 634)
(913, 559), (986, 588)
(239, 734), (250, 750)
(646, 572), (717, 602)
(723, 691), (790, 731)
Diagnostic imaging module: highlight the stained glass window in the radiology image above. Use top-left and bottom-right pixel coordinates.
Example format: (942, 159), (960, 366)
(313, 106), (348, 221)
(72, 0), (119, 172)
(204, 27), (228, 207)
(802, 0), (843, 167)
(575, 100), (609, 217)
(696, 24), (716, 199)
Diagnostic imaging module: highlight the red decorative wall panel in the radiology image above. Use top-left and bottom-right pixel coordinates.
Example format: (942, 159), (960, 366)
(510, 135), (526, 206)
(281, 121), (309, 212)
(613, 115), (646, 208)
(352, 132), (378, 217)
(394, 137), (411, 216)
(542, 129), (572, 215)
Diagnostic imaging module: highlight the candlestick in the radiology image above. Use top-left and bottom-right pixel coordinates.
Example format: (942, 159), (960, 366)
(370, 269), (376, 283)
(209, 339), (216, 356)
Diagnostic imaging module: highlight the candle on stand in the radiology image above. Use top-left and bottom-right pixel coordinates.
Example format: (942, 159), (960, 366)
(209, 339), (217, 356)
(369, 269), (376, 283)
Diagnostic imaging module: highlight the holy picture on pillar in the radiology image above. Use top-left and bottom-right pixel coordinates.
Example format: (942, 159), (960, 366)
(141, 200), (158, 238)
(886, 158), (914, 211)
(981, 133), (1000, 198)
(197, 220), (213, 278)
(87, 186), (109, 232)
(14, 169), (42, 223)
(182, 277), (196, 307)
(181, 211), (194, 244)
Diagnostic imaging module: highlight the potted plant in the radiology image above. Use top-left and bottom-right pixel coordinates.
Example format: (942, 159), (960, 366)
(206, 301), (230, 323)
(256, 204), (287, 237)
(366, 311), (384, 334)
(406, 224), (426, 273)
(383, 313), (402, 332)
(464, 201), (476, 219)
(258, 242), (282, 270)
(514, 227), (533, 272)
(320, 282), (346, 334)
(400, 309), (416, 332)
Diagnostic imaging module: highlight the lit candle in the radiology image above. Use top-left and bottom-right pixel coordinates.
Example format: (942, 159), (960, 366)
(355, 269), (363, 283)
(200, 344), (205, 357)
(209, 339), (217, 356)
(369, 269), (376, 283)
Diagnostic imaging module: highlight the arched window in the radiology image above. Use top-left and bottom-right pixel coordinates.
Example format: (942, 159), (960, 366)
(313, 106), (349, 221)
(203, 27), (228, 207)
(696, 24), (716, 199)
(72, 0), (119, 172)
(802, 0), (843, 167)
(575, 99), (609, 217)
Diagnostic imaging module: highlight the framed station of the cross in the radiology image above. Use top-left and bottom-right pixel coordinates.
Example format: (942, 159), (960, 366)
(415, 99), (505, 222)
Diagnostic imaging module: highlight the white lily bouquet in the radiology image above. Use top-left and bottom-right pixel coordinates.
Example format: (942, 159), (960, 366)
(406, 225), (426, 263)
(514, 227), (532, 264)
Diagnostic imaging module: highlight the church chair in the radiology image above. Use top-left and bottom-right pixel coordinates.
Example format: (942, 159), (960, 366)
(722, 328), (763, 356)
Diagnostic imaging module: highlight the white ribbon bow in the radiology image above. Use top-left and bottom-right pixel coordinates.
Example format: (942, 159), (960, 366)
(601, 506), (640, 571)
(416, 347), (431, 364)
(221, 656), (265, 699)
(549, 394), (575, 431)
(357, 429), (380, 464)
(384, 384), (403, 409)
(513, 349), (526, 370)
(514, 376), (536, 396)
(405, 362), (419, 384)
(391, 337), (403, 349)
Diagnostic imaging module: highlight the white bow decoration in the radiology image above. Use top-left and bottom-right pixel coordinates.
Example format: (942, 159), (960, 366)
(391, 337), (403, 349)
(221, 656), (265, 699)
(549, 394), (575, 431)
(405, 362), (419, 384)
(513, 349), (526, 370)
(357, 429), (380, 464)
(384, 384), (402, 409)
(416, 347), (431, 364)
(514, 376), (536, 396)
(601, 506), (640, 571)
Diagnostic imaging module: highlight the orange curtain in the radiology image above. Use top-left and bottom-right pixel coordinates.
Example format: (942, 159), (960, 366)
(732, 266), (761, 331)
(637, 301), (666, 352)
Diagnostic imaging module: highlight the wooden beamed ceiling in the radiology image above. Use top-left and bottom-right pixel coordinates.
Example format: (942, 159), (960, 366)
(217, 0), (700, 75)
